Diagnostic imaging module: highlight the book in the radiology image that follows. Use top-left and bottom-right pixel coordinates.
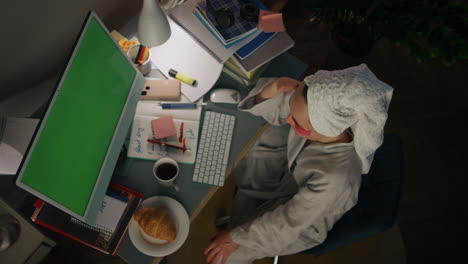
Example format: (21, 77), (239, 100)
(166, 0), (258, 64)
(194, 0), (258, 44)
(223, 57), (270, 88)
(31, 182), (142, 255)
(193, 9), (260, 49)
(234, 31), (295, 73)
(225, 57), (269, 79)
(235, 31), (277, 59)
(234, 0), (278, 60)
(127, 94), (203, 164)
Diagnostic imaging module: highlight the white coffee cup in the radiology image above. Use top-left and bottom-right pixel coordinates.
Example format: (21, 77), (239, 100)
(153, 158), (180, 191)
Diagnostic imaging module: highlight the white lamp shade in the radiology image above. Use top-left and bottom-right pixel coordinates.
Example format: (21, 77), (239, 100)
(138, 0), (171, 47)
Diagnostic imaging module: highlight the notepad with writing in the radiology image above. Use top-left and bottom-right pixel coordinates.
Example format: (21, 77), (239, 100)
(127, 97), (202, 164)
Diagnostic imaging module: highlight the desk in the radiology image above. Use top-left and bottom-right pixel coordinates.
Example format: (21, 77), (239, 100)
(114, 100), (266, 264)
(113, 52), (307, 263)
(109, 63), (266, 264)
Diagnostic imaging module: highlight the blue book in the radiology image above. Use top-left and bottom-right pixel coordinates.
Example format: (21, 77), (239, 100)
(235, 0), (277, 59)
(193, 10), (259, 49)
(235, 32), (277, 59)
(196, 0), (257, 43)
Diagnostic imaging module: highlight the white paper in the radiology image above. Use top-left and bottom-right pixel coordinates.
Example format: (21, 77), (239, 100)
(0, 117), (39, 175)
(150, 19), (222, 102)
(2, 117), (39, 154)
(0, 143), (23, 175)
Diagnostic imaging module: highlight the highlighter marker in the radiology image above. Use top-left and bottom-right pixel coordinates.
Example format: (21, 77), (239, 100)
(169, 69), (197, 86)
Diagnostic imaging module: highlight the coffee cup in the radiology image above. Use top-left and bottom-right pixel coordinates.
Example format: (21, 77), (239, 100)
(153, 158), (180, 191)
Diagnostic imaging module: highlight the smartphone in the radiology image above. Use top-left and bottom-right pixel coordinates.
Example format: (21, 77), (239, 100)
(140, 79), (181, 100)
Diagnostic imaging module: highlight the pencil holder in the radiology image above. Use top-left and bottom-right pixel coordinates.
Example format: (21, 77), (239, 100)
(127, 44), (152, 76)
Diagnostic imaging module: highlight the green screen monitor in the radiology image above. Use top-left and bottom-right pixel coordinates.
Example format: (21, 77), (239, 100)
(16, 11), (145, 224)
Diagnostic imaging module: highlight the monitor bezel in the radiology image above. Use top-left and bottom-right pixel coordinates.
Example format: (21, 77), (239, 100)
(16, 10), (143, 224)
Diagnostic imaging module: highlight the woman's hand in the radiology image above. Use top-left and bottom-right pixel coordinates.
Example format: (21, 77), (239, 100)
(255, 77), (303, 104)
(204, 231), (239, 264)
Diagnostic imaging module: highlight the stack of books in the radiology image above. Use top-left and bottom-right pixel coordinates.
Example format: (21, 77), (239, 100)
(192, 0), (295, 88)
(222, 57), (270, 88)
(193, 0), (259, 48)
(31, 183), (142, 255)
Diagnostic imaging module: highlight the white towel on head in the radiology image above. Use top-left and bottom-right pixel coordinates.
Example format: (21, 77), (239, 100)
(305, 64), (393, 174)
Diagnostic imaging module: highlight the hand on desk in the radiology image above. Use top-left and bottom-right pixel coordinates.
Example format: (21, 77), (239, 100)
(204, 230), (239, 264)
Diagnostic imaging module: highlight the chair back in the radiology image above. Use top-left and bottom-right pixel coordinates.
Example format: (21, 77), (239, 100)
(302, 134), (404, 255)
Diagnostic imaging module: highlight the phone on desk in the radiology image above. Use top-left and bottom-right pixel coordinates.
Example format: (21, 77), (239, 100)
(140, 79), (181, 100)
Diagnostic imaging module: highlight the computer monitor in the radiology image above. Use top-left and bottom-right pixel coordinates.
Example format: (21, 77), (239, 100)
(16, 11), (145, 224)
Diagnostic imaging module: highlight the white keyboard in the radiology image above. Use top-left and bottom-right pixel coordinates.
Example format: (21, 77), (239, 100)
(192, 111), (236, 186)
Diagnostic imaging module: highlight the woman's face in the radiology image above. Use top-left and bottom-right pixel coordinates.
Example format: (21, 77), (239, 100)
(286, 83), (325, 141)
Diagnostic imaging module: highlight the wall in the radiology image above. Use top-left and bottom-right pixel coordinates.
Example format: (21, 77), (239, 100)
(0, 0), (142, 116)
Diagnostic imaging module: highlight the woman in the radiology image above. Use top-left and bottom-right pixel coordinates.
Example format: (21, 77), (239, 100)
(204, 64), (393, 264)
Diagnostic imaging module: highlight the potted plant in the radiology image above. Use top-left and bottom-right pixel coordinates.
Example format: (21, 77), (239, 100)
(304, 0), (468, 65)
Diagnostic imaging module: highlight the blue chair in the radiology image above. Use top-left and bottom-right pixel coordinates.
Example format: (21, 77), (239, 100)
(298, 134), (404, 256)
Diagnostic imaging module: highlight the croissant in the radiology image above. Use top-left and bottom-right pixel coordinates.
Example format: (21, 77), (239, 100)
(133, 207), (177, 243)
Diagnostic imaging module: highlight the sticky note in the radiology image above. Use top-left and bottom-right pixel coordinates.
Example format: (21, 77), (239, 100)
(118, 39), (139, 53)
(259, 11), (285, 33)
(258, 10), (275, 28)
(151, 116), (177, 139)
(111, 30), (127, 42)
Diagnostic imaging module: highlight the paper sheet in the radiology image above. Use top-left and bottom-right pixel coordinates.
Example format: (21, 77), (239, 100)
(150, 18), (222, 102)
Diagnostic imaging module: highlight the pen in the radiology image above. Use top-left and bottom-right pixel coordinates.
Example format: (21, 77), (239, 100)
(169, 69), (197, 86)
(147, 139), (189, 152)
(158, 102), (207, 109)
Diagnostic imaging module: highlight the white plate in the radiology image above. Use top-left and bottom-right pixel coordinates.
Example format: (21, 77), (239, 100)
(128, 196), (190, 257)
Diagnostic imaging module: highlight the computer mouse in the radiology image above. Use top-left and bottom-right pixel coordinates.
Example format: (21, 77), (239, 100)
(209, 89), (241, 104)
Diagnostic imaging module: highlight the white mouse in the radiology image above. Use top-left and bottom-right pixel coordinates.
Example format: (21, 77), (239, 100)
(210, 89), (241, 104)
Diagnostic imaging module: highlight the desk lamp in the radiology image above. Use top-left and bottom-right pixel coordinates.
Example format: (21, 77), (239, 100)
(138, 0), (185, 47)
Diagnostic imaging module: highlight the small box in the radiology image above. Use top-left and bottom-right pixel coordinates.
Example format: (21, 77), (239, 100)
(141, 79), (181, 101)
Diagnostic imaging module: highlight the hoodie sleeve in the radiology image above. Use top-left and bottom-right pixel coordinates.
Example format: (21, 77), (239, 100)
(238, 78), (293, 126)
